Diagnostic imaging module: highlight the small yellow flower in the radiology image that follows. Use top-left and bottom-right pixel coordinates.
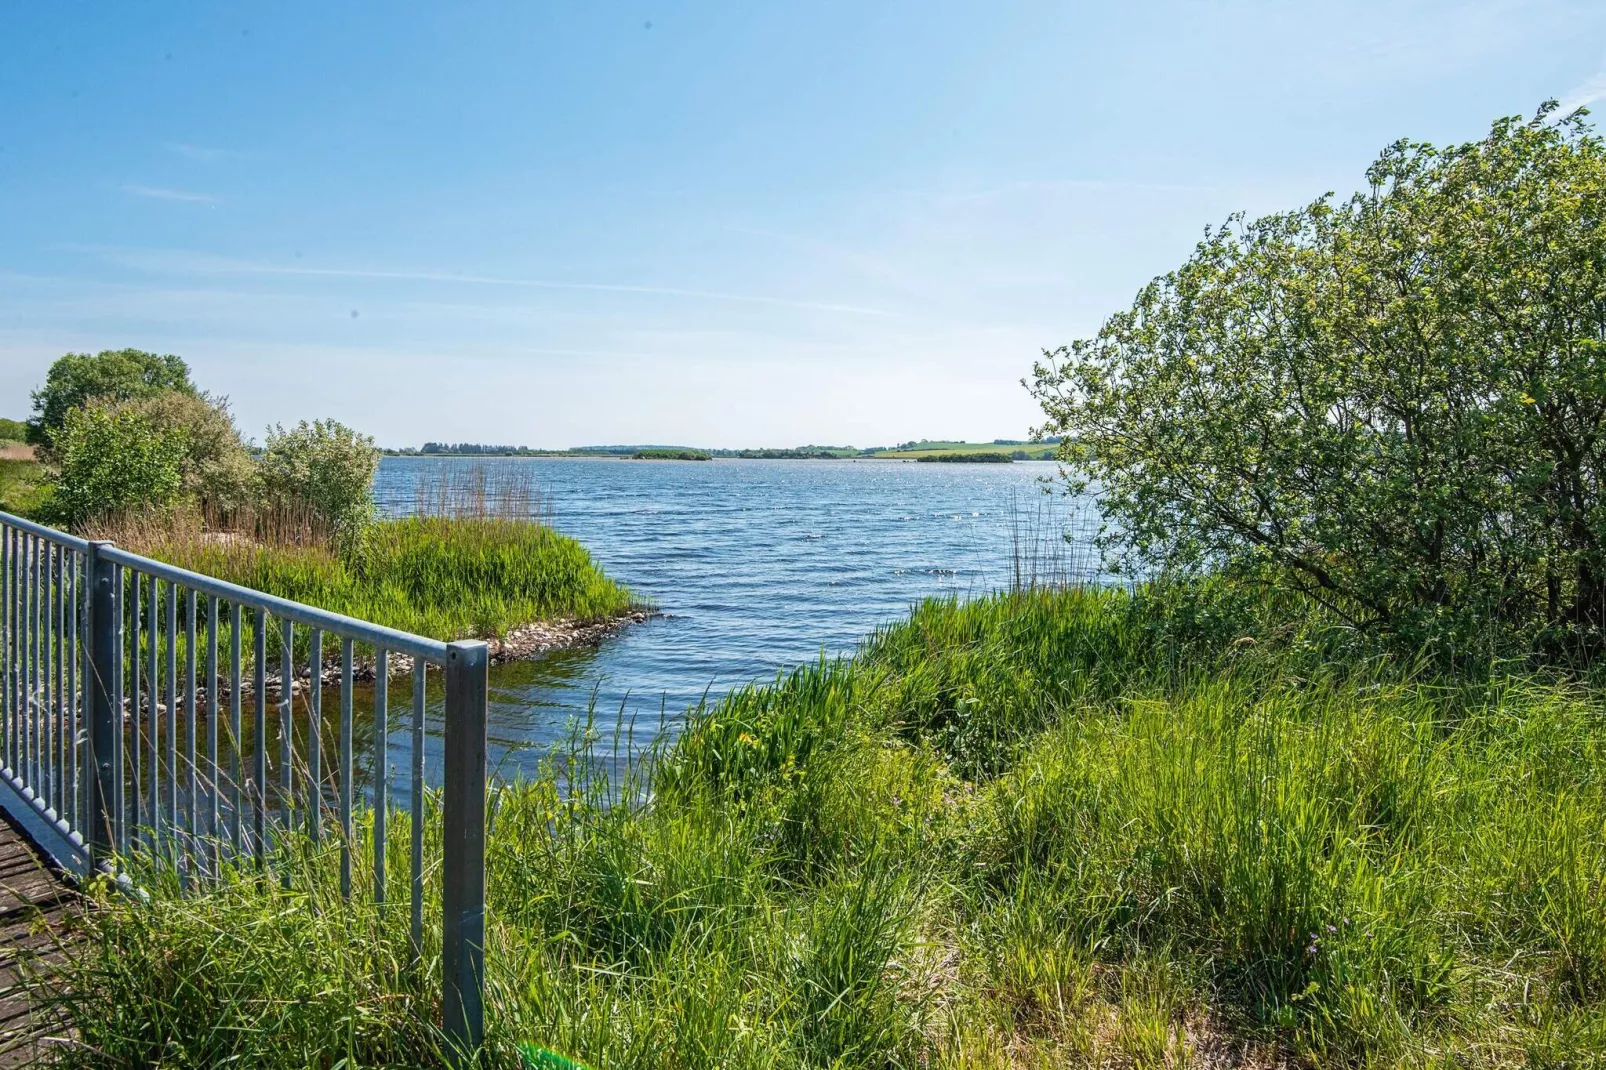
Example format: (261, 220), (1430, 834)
(1520, 392), (1537, 405)
(737, 732), (759, 747)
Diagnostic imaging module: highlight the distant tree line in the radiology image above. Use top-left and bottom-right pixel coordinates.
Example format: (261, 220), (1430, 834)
(400, 442), (546, 456)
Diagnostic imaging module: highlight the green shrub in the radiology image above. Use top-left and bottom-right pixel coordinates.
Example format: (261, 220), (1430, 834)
(258, 419), (380, 542)
(112, 391), (256, 516)
(1032, 105), (1606, 662)
(0, 416), (27, 443)
(49, 403), (188, 526)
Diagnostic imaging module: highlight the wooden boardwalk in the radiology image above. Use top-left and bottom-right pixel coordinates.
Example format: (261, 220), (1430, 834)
(0, 809), (77, 1068)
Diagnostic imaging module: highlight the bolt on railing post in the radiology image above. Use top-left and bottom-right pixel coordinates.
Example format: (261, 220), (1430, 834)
(441, 640), (487, 1061)
(83, 541), (120, 867)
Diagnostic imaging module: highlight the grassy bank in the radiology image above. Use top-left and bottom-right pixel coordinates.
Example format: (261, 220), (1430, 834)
(0, 455), (49, 516)
(877, 442), (1055, 460)
(97, 514), (636, 641)
(39, 582), (1606, 1067)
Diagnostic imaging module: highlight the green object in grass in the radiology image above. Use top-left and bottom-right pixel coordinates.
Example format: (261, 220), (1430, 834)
(519, 1044), (593, 1070)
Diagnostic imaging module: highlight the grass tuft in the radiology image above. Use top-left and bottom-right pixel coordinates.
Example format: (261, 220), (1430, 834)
(90, 511), (637, 642)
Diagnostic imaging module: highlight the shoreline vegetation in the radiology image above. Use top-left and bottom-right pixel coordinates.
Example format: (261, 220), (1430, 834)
(91, 510), (643, 655)
(384, 438), (1061, 461)
(7, 353), (644, 660)
(632, 447), (712, 461)
(915, 451), (1013, 463)
(51, 582), (1606, 1067)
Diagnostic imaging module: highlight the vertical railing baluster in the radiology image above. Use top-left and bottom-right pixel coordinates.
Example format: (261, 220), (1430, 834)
(110, 563), (124, 849)
(26, 535), (36, 795)
(230, 602), (243, 857)
(442, 641), (488, 1058)
(32, 536), (43, 800)
(206, 596), (220, 866)
(66, 551), (76, 825)
(129, 573), (142, 843)
(84, 541), (119, 867)
(62, 546), (73, 822)
(339, 638), (353, 899)
(253, 611), (267, 865)
(279, 618), (293, 836)
(13, 528), (22, 782)
(41, 542), (52, 814)
(411, 659), (426, 961)
(307, 627), (322, 842)
(164, 580), (178, 855)
(184, 588), (197, 878)
(147, 578), (160, 851)
(32, 536), (42, 797)
(58, 545), (68, 820)
(10, 528), (18, 782)
(9, 526), (16, 779)
(3, 527), (12, 776)
(13, 528), (21, 783)
(373, 649), (388, 906)
(69, 551), (81, 832)
(49, 544), (60, 818)
(1, 527), (10, 776)
(148, 579), (161, 851)
(62, 550), (72, 824)
(30, 536), (40, 798)
(59, 546), (68, 821)
(10, 527), (19, 781)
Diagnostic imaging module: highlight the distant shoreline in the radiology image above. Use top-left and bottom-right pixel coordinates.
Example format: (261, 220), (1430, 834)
(380, 452), (1060, 463)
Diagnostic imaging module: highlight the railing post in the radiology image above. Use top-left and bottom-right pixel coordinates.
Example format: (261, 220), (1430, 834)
(83, 540), (119, 867)
(442, 640), (487, 1060)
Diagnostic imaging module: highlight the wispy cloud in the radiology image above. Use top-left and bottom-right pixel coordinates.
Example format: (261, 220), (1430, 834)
(81, 246), (895, 317)
(120, 185), (218, 203)
(905, 178), (1214, 207)
(164, 142), (248, 162)
(1558, 66), (1606, 117)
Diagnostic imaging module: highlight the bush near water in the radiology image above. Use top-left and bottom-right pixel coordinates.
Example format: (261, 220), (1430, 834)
(27, 105), (1606, 1067)
(11, 351), (636, 640)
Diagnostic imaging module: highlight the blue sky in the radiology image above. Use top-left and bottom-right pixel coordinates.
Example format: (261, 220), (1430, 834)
(3, 2), (1604, 448)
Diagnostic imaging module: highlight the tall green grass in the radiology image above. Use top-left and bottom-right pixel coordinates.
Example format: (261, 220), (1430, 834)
(96, 514), (637, 642)
(36, 585), (1606, 1067)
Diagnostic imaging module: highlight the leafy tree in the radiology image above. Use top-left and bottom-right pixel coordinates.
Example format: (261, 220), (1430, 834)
(29, 350), (195, 445)
(112, 391), (256, 517)
(1030, 104), (1606, 659)
(258, 419), (380, 542)
(49, 403), (188, 527)
(0, 418), (27, 443)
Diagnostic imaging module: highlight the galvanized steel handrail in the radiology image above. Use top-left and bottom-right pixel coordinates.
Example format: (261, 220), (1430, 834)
(0, 510), (488, 1057)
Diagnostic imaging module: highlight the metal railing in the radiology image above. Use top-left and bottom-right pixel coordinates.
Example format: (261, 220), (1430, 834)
(0, 510), (488, 1055)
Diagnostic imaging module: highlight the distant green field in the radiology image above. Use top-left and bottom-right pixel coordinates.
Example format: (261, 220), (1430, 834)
(0, 457), (49, 516)
(876, 442), (1056, 460)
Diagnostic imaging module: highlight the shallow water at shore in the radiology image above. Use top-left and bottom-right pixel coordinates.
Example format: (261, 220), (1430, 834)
(369, 456), (1100, 781)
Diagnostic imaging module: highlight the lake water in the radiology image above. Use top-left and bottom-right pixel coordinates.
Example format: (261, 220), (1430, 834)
(372, 456), (1096, 780)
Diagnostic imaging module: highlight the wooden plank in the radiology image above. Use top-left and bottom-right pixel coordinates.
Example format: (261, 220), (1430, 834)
(0, 805), (77, 1068)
